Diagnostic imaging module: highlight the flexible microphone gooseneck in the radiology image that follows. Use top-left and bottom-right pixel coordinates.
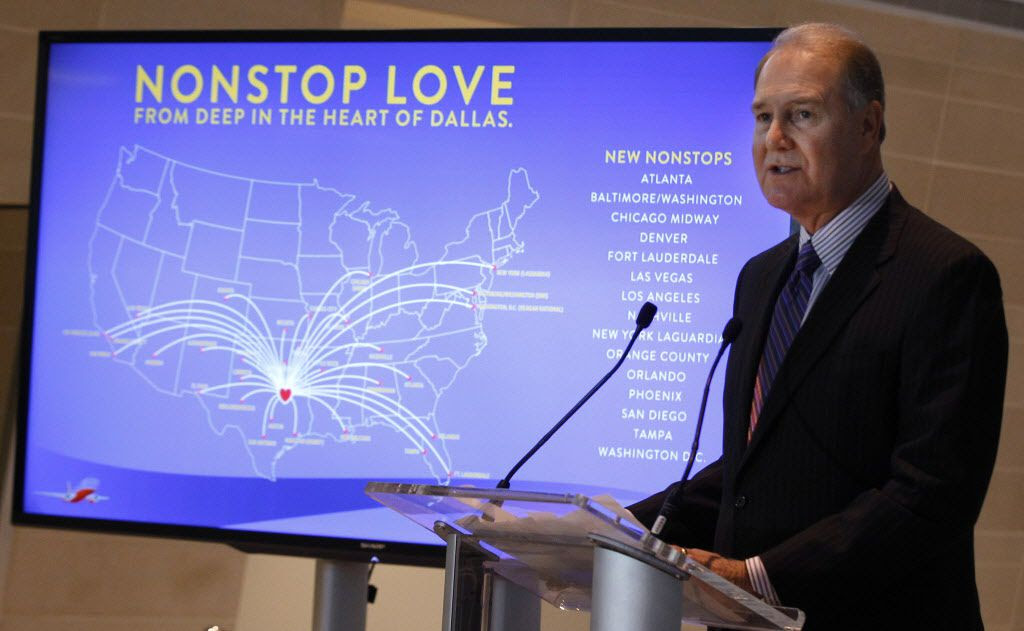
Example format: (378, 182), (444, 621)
(651, 317), (742, 536)
(496, 302), (658, 489)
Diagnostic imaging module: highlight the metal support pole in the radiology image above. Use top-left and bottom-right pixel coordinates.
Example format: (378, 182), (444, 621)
(590, 543), (682, 631)
(312, 559), (368, 631)
(439, 525), (491, 631)
(488, 573), (541, 631)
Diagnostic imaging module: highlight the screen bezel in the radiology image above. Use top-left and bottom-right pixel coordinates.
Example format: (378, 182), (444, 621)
(13, 27), (781, 566)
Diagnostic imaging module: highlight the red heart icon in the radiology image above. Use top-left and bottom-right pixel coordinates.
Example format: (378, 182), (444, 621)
(279, 388), (292, 402)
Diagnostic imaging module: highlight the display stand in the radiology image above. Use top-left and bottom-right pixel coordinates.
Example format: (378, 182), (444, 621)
(366, 482), (804, 631)
(311, 559), (369, 631)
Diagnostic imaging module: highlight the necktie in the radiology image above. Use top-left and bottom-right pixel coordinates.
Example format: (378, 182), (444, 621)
(748, 242), (822, 441)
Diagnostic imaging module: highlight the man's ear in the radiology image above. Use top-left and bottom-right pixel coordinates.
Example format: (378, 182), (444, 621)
(861, 100), (885, 148)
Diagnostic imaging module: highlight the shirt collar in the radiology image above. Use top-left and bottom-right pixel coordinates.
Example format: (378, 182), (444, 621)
(799, 173), (891, 275)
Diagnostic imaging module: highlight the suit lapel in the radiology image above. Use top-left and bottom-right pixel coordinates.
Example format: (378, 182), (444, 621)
(738, 191), (907, 472)
(725, 237), (796, 460)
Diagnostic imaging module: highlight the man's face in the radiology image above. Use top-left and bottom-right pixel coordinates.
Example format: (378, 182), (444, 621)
(752, 47), (872, 229)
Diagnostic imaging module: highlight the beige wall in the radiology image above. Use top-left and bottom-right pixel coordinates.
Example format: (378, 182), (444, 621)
(0, 0), (1020, 629)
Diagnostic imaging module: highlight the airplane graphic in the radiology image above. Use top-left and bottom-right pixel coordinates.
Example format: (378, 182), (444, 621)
(35, 477), (108, 503)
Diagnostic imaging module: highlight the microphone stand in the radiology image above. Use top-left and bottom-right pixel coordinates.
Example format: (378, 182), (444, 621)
(496, 302), (657, 489)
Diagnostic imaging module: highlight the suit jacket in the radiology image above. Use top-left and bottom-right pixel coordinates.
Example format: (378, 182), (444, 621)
(629, 189), (1008, 630)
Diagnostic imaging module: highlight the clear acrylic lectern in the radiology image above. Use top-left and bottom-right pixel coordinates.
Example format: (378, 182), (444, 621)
(366, 483), (804, 631)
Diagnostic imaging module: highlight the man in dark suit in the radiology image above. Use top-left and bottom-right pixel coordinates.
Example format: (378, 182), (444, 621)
(628, 24), (1007, 630)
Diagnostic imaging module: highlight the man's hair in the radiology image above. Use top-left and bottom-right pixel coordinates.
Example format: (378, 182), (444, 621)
(755, 23), (886, 142)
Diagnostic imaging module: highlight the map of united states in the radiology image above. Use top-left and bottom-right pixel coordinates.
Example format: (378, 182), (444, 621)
(89, 145), (538, 481)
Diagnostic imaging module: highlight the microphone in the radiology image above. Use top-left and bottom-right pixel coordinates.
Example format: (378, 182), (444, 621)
(496, 302), (658, 489)
(651, 317), (742, 536)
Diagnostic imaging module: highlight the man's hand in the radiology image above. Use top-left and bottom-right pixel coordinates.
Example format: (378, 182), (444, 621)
(685, 548), (754, 593)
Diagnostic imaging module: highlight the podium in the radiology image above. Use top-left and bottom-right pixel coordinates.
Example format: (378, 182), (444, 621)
(367, 482), (804, 631)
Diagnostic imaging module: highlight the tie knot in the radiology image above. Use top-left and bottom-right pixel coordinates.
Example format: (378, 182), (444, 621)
(796, 242), (821, 275)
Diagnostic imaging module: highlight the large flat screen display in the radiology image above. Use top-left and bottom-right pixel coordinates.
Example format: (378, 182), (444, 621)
(15, 29), (788, 563)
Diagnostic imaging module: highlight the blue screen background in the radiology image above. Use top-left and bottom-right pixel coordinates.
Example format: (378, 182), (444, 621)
(22, 37), (788, 547)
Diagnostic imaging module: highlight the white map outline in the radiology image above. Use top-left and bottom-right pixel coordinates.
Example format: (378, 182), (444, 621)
(88, 144), (539, 482)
